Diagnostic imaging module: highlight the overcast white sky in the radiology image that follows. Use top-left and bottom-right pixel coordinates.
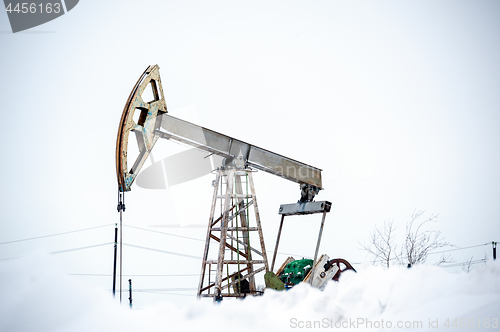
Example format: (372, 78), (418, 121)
(1, 0), (500, 307)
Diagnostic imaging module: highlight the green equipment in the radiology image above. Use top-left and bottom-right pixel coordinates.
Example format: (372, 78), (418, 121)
(280, 259), (313, 286)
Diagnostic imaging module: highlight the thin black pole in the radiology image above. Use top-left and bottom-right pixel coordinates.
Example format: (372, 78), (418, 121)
(112, 224), (118, 297)
(128, 279), (132, 308)
(120, 201), (123, 303)
(117, 190), (125, 303)
(493, 242), (497, 260)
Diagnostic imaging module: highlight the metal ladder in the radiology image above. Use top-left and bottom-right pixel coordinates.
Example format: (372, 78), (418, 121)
(197, 168), (269, 301)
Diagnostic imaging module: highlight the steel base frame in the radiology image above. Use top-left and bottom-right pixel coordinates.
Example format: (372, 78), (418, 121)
(197, 169), (269, 301)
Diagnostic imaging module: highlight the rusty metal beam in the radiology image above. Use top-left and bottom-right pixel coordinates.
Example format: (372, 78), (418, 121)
(199, 267), (250, 293)
(226, 234), (263, 257)
(209, 234), (248, 259)
(211, 200), (253, 228)
(211, 227), (259, 232)
(220, 266), (266, 291)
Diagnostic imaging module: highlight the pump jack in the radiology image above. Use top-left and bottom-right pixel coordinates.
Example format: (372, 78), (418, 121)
(116, 65), (355, 301)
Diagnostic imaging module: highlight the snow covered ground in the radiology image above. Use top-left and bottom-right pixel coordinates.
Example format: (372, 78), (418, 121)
(1, 254), (499, 332)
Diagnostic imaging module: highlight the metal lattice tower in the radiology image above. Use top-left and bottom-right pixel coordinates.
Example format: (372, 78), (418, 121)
(197, 168), (269, 301)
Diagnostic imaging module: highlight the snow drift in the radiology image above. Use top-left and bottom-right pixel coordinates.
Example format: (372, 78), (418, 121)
(1, 254), (499, 331)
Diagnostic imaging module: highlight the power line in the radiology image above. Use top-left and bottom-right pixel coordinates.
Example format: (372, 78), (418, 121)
(51, 242), (114, 255)
(427, 243), (490, 256)
(441, 258), (489, 268)
(122, 243), (200, 260)
(69, 273), (199, 277)
(123, 225), (205, 242)
(133, 291), (195, 297)
(0, 224), (114, 245)
(269, 250), (312, 259)
(0, 242), (114, 261)
(124, 226), (307, 257)
(134, 288), (197, 292)
(0, 221), (306, 260)
(114, 288), (197, 293)
(353, 242), (492, 265)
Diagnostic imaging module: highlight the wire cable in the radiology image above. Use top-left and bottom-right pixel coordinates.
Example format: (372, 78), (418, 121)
(353, 242), (492, 265)
(0, 224), (114, 245)
(123, 226), (308, 258)
(133, 288), (197, 292)
(0, 242), (114, 261)
(51, 242), (114, 255)
(441, 258), (489, 268)
(132, 291), (195, 297)
(122, 243), (200, 259)
(123, 225), (204, 242)
(426, 243), (490, 256)
(75, 274), (197, 277)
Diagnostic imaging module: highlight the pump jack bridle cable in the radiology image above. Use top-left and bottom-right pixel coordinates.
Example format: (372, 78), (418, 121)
(117, 189), (126, 303)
